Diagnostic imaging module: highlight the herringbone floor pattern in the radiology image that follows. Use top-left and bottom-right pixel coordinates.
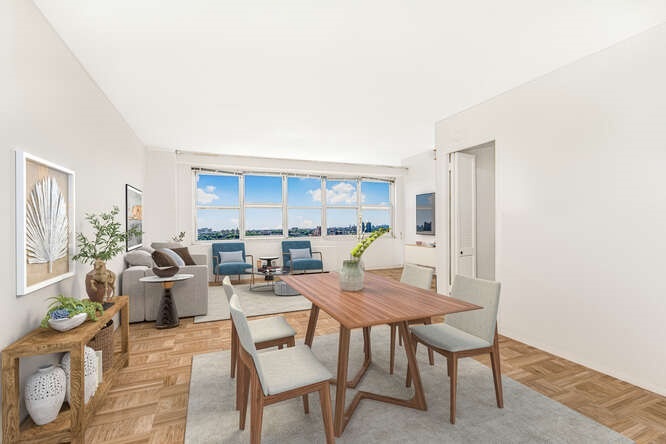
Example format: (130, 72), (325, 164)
(84, 269), (666, 443)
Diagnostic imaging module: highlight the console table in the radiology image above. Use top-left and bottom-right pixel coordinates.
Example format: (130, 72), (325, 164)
(2, 296), (130, 444)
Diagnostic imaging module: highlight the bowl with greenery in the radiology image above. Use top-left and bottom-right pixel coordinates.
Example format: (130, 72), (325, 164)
(41, 296), (104, 331)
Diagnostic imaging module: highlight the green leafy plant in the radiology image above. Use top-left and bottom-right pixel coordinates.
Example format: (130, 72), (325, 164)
(72, 206), (141, 265)
(40, 295), (103, 328)
(350, 226), (389, 259)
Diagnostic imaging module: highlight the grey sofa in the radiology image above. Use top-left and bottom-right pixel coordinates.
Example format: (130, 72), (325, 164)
(121, 249), (209, 323)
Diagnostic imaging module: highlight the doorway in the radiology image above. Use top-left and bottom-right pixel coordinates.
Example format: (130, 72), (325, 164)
(449, 142), (495, 286)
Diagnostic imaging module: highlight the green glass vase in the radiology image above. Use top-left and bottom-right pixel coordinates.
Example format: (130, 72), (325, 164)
(339, 259), (364, 291)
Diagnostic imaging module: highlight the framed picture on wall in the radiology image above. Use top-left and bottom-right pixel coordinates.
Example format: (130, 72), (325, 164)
(125, 184), (143, 251)
(15, 150), (76, 295)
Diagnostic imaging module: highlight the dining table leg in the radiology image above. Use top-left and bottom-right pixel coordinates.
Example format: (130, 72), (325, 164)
(304, 304), (320, 347)
(334, 326), (351, 437)
(398, 321), (427, 410)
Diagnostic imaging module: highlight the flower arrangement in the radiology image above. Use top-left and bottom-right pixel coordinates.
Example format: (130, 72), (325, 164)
(350, 225), (389, 259)
(40, 295), (103, 328)
(172, 231), (186, 242)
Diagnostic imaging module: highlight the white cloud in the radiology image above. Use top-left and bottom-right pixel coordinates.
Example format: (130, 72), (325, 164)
(326, 182), (357, 204)
(307, 188), (322, 202)
(197, 187), (219, 204)
(302, 219), (315, 228)
(205, 185), (216, 193)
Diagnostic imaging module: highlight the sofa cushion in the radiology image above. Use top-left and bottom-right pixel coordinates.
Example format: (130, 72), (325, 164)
(289, 248), (311, 259)
(152, 250), (177, 267)
(161, 248), (186, 266)
(220, 250), (243, 263)
(171, 247), (196, 266)
(125, 249), (153, 267)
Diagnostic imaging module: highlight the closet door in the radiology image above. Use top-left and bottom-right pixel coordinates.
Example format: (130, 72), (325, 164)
(450, 152), (476, 280)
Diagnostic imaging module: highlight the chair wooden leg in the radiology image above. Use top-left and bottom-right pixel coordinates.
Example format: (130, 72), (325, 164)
(424, 318), (435, 366)
(238, 363), (249, 429)
(319, 383), (335, 444)
(490, 334), (504, 408)
(389, 323), (396, 374)
(449, 354), (458, 424)
(288, 336), (296, 347)
(278, 344), (283, 350)
(302, 394), (310, 414)
(250, 373), (264, 444)
(230, 325), (238, 379)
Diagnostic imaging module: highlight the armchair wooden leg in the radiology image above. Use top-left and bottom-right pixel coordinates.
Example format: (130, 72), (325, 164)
(389, 323), (396, 374)
(302, 394), (309, 414)
(490, 333), (504, 408)
(250, 373), (264, 444)
(449, 354), (458, 424)
(319, 383), (335, 444)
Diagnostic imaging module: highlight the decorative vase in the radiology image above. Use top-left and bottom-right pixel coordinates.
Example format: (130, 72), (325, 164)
(61, 346), (98, 405)
(85, 259), (116, 303)
(25, 364), (66, 425)
(339, 259), (364, 291)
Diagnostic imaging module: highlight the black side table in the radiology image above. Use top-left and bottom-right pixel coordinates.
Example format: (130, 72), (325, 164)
(140, 274), (194, 328)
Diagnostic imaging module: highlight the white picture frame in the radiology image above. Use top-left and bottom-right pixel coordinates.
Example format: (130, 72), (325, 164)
(16, 150), (76, 295)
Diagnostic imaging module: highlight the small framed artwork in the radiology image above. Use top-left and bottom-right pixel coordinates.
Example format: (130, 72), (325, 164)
(125, 184), (143, 251)
(16, 150), (76, 295)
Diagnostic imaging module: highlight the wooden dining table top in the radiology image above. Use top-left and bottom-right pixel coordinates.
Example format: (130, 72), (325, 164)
(280, 272), (481, 329)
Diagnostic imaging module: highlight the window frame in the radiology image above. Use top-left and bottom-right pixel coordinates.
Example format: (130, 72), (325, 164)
(193, 170), (394, 242)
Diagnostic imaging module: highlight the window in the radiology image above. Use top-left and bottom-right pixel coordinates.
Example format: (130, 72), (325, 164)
(194, 170), (393, 240)
(287, 177), (322, 237)
(244, 175), (283, 237)
(196, 174), (240, 240)
(360, 180), (391, 233)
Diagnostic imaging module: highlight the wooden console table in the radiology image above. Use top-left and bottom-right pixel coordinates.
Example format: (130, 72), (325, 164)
(2, 296), (130, 444)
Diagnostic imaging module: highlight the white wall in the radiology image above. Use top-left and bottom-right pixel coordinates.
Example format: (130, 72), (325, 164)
(401, 150), (437, 246)
(143, 150), (407, 275)
(435, 24), (666, 395)
(0, 0), (145, 427)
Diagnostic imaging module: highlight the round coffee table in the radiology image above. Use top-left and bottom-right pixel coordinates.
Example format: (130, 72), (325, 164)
(139, 274), (193, 329)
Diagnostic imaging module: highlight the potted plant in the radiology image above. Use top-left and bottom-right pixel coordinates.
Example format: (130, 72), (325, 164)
(41, 295), (103, 330)
(340, 225), (389, 291)
(72, 206), (141, 303)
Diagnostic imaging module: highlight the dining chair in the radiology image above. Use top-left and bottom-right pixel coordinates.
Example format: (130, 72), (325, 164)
(229, 293), (335, 444)
(212, 242), (253, 283)
(222, 277), (296, 383)
(388, 263), (435, 374)
(406, 274), (503, 424)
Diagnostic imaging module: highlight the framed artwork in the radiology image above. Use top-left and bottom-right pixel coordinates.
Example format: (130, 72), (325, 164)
(16, 150), (76, 295)
(125, 184), (143, 251)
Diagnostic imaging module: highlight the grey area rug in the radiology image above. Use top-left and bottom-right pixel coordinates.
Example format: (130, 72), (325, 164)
(194, 284), (312, 323)
(186, 327), (631, 444)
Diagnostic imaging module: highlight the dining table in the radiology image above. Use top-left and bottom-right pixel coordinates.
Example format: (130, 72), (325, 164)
(280, 271), (481, 437)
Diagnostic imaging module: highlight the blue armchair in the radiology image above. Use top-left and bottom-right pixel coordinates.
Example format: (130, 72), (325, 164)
(212, 242), (253, 283)
(281, 240), (323, 274)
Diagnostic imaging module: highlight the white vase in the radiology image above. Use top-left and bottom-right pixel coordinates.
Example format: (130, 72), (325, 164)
(25, 364), (66, 425)
(61, 346), (98, 405)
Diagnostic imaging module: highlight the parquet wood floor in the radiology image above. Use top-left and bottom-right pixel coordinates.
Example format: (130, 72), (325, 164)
(85, 269), (666, 443)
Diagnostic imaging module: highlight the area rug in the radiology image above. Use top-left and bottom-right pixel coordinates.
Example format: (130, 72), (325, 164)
(194, 284), (311, 323)
(185, 327), (630, 443)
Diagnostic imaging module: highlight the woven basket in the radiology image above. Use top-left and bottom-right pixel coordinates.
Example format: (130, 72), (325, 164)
(87, 320), (114, 373)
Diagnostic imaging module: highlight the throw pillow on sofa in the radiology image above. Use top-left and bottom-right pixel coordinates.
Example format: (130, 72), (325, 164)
(171, 247), (196, 266)
(125, 249), (153, 267)
(160, 248), (186, 267)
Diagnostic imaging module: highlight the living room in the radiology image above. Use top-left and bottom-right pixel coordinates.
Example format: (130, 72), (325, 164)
(3, 1), (666, 443)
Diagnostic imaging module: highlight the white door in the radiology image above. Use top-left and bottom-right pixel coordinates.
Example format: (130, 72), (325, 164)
(450, 152), (476, 281)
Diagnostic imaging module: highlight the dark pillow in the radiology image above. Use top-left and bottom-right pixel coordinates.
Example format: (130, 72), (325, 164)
(171, 247), (196, 266)
(152, 250), (177, 267)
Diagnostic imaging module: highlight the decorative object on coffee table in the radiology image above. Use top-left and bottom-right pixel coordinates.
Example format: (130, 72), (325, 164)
(15, 150), (75, 296)
(61, 346), (98, 404)
(140, 274), (194, 328)
(73, 206), (141, 302)
(152, 265), (179, 278)
(48, 312), (87, 332)
(24, 364), (66, 425)
(340, 225), (389, 291)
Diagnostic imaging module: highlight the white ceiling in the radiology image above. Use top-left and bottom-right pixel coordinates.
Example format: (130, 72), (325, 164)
(35, 0), (666, 166)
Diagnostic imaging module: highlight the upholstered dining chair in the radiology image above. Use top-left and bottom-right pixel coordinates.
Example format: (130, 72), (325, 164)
(229, 293), (335, 444)
(406, 275), (503, 424)
(281, 240), (323, 274)
(222, 277), (296, 385)
(388, 263), (436, 374)
(212, 242), (253, 283)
